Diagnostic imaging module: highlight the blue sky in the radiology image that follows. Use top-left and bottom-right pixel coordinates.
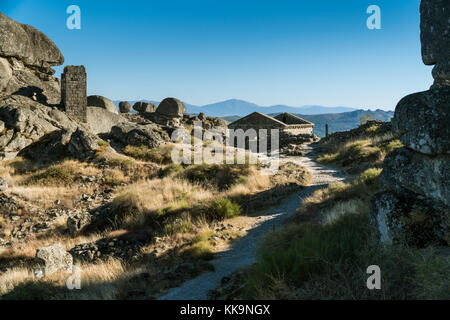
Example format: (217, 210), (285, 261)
(2, 0), (431, 110)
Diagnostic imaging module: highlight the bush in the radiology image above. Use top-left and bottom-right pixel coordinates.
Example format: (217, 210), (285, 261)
(27, 163), (76, 185)
(159, 163), (184, 177)
(183, 163), (251, 191)
(380, 139), (403, 154)
(123, 144), (174, 164)
(210, 198), (241, 219)
(358, 168), (382, 185)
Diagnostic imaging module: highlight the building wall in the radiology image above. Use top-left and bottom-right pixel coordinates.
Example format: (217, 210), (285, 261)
(283, 127), (314, 135)
(61, 66), (87, 122)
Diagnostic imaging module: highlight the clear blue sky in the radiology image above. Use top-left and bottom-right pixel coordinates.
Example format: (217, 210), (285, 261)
(2, 0), (432, 110)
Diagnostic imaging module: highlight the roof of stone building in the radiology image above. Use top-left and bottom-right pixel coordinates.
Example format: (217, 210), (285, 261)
(228, 112), (287, 128)
(229, 111), (314, 128)
(274, 112), (314, 126)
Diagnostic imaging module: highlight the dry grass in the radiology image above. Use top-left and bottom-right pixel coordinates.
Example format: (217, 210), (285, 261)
(317, 128), (402, 175)
(0, 258), (127, 299)
(9, 185), (94, 209)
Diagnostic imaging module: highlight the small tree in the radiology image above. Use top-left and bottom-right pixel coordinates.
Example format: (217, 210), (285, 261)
(360, 114), (373, 126)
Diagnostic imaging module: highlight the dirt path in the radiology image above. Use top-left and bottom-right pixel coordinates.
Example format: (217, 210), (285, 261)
(158, 144), (345, 300)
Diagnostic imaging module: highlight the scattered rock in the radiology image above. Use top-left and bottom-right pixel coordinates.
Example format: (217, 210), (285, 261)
(156, 98), (186, 117)
(133, 102), (156, 114)
(0, 178), (8, 191)
(67, 212), (92, 237)
(67, 127), (100, 159)
(35, 243), (73, 276)
(119, 101), (131, 113)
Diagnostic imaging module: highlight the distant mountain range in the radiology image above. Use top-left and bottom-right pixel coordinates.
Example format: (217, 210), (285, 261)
(114, 99), (357, 116)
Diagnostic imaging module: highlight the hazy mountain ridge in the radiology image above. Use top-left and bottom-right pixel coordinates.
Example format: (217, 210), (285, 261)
(114, 99), (357, 116)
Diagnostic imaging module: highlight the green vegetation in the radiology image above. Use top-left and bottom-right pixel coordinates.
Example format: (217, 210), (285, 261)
(210, 197), (241, 219)
(245, 169), (450, 300)
(183, 163), (251, 191)
(159, 163), (184, 177)
(26, 163), (76, 185)
(317, 122), (402, 175)
(123, 144), (174, 164)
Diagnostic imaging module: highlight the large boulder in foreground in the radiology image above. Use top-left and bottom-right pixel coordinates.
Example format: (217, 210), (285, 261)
(380, 148), (450, 207)
(0, 13), (63, 104)
(370, 0), (450, 248)
(420, 0), (450, 88)
(87, 95), (118, 114)
(0, 12), (64, 68)
(392, 87), (450, 155)
(35, 243), (73, 276)
(370, 190), (449, 247)
(156, 98), (186, 117)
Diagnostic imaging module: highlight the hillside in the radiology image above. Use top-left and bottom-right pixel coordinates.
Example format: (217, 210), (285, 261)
(293, 109), (394, 137)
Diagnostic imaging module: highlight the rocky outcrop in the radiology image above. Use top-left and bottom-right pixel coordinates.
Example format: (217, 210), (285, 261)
(392, 87), (449, 155)
(110, 122), (170, 149)
(35, 243), (73, 276)
(0, 95), (78, 160)
(87, 95), (119, 114)
(67, 127), (101, 159)
(133, 101), (156, 114)
(119, 101), (131, 113)
(0, 12), (63, 68)
(0, 13), (64, 104)
(156, 98), (186, 117)
(370, 0), (450, 247)
(420, 0), (450, 89)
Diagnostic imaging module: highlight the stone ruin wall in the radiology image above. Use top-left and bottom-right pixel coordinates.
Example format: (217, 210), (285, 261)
(283, 125), (314, 136)
(61, 66), (87, 122)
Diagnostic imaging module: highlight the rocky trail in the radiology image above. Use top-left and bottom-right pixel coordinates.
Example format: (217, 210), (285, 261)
(159, 144), (346, 300)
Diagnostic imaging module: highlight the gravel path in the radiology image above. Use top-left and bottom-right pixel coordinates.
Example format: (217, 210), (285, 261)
(159, 144), (346, 300)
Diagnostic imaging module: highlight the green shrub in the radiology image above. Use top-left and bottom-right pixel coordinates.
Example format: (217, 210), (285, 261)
(159, 163), (184, 177)
(123, 144), (174, 164)
(210, 198), (241, 219)
(185, 240), (214, 260)
(183, 163), (251, 191)
(27, 164), (76, 185)
(358, 168), (382, 185)
(380, 139), (403, 154)
(365, 125), (382, 136)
